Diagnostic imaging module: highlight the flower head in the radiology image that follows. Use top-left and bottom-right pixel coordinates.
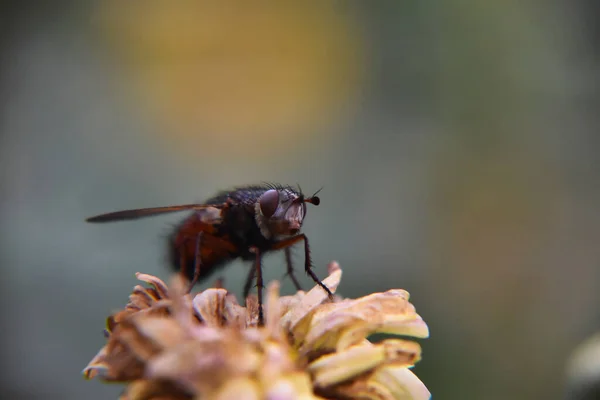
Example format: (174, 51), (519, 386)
(83, 263), (430, 400)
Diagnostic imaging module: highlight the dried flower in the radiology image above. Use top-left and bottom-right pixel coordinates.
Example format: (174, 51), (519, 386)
(565, 332), (600, 400)
(83, 263), (430, 400)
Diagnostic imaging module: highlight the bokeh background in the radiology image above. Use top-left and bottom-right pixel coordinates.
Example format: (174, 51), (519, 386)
(1, 1), (599, 399)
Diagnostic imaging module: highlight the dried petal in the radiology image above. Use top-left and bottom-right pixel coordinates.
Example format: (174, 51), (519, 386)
(82, 345), (109, 380)
(120, 379), (190, 400)
(308, 339), (422, 388)
(294, 289), (429, 357)
(329, 365), (430, 400)
(265, 373), (323, 400)
(84, 264), (430, 400)
(280, 266), (342, 332)
(128, 286), (155, 309)
(222, 296), (247, 329)
(95, 338), (146, 381)
(192, 288), (228, 326)
(167, 274), (196, 330)
(130, 315), (188, 350)
(212, 377), (260, 400)
(135, 273), (170, 299)
(244, 294), (260, 326)
(145, 333), (261, 395)
(258, 341), (297, 383)
(264, 281), (283, 340)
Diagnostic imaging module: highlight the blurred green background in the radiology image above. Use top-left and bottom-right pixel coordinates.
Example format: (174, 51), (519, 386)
(1, 1), (599, 399)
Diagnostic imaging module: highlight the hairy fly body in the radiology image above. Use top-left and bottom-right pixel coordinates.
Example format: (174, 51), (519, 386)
(86, 183), (332, 324)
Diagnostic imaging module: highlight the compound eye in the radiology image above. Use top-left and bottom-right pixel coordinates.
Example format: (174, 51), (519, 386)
(259, 189), (280, 218)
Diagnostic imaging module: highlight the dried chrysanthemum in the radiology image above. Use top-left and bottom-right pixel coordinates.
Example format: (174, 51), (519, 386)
(83, 263), (430, 400)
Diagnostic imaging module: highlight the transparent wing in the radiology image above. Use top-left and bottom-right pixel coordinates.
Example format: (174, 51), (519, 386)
(86, 203), (224, 223)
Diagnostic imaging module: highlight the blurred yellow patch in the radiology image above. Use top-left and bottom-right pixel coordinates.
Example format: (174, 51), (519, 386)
(93, 2), (364, 159)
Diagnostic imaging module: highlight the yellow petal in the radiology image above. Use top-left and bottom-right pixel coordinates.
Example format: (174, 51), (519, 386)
(264, 281), (283, 339)
(309, 342), (385, 388)
(331, 365), (431, 400)
(212, 377), (260, 400)
(379, 339), (422, 366)
(309, 339), (422, 388)
(281, 267), (342, 334)
(370, 366), (431, 400)
(277, 292), (306, 317)
(295, 289), (429, 355)
(296, 313), (365, 355)
(265, 373), (323, 400)
(259, 341), (296, 382)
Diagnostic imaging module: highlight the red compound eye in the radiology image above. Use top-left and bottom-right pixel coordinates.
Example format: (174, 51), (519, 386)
(259, 189), (279, 218)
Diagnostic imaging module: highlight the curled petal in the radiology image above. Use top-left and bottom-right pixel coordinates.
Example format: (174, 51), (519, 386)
(82, 346), (109, 380)
(135, 273), (170, 299)
(281, 267), (343, 334)
(295, 289), (429, 356)
(127, 286), (156, 309)
(371, 366), (431, 400)
(309, 339), (422, 388)
(192, 288), (229, 326)
(329, 365), (431, 400)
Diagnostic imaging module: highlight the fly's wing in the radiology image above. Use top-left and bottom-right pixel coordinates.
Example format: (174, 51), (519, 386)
(86, 203), (225, 223)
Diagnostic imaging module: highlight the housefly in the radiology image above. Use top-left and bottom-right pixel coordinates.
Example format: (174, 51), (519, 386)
(86, 183), (333, 324)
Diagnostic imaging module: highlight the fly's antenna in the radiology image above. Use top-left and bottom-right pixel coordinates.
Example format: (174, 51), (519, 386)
(305, 186), (323, 206)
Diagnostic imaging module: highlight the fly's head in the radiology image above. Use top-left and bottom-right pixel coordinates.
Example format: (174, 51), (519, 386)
(254, 187), (320, 240)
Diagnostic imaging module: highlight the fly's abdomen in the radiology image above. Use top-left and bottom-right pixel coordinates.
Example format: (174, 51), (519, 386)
(169, 216), (239, 282)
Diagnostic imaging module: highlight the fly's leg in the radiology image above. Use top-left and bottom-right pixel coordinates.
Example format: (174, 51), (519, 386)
(187, 232), (204, 292)
(249, 246), (265, 326)
(272, 234), (333, 299)
(243, 263), (257, 300)
(181, 232), (238, 293)
(284, 247), (303, 291)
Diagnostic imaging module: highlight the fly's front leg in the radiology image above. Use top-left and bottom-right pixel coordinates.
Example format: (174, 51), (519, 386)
(284, 247), (303, 291)
(243, 263), (257, 300)
(272, 234), (333, 299)
(249, 246), (265, 326)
